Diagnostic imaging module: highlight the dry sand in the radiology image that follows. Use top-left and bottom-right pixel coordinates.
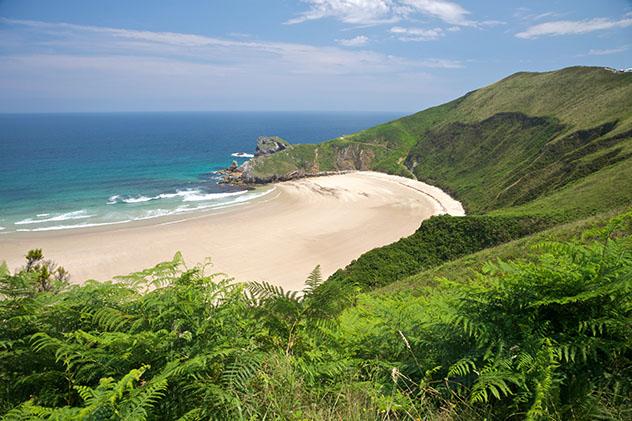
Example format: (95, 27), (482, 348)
(0, 171), (464, 291)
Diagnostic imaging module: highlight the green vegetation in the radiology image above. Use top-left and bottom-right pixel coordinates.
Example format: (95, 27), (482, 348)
(381, 209), (625, 295)
(250, 66), (632, 217)
(1, 211), (631, 419)
(491, 158), (632, 220)
(328, 214), (555, 291)
(2, 66), (632, 419)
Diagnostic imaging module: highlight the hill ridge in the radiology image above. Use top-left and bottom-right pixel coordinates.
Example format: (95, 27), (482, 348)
(243, 65), (632, 216)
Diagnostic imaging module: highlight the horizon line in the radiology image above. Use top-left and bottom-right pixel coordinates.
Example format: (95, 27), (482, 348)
(0, 109), (413, 115)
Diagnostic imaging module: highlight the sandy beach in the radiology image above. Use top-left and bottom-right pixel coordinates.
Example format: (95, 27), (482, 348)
(0, 171), (464, 291)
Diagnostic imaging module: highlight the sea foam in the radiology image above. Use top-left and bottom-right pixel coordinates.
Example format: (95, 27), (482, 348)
(231, 152), (254, 158)
(16, 220), (132, 232)
(107, 189), (248, 205)
(121, 196), (153, 204)
(15, 210), (95, 225)
(13, 188), (275, 232)
(106, 195), (120, 205)
(180, 190), (247, 202)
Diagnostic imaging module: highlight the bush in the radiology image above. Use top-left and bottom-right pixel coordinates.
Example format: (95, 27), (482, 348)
(328, 214), (555, 290)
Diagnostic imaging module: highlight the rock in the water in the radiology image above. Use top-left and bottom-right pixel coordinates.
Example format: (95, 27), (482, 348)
(229, 160), (238, 172)
(255, 136), (290, 157)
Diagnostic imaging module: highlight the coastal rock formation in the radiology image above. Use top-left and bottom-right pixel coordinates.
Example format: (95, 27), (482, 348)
(255, 136), (290, 157)
(333, 144), (375, 171)
(218, 136), (373, 186)
(219, 136), (293, 185)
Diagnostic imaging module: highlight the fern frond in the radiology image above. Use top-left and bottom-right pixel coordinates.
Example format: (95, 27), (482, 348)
(448, 358), (476, 378)
(303, 265), (322, 297)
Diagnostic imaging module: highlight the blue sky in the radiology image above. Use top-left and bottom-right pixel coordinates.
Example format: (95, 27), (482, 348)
(0, 0), (631, 112)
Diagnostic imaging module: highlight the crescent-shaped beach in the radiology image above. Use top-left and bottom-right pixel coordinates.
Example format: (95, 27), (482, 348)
(0, 171), (464, 290)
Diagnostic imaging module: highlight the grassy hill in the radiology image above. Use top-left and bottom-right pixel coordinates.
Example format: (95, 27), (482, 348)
(249, 66), (632, 216)
(270, 66), (632, 293)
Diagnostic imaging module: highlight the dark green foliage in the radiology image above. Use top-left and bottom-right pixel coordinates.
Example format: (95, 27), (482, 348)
(407, 112), (565, 211)
(0, 256), (358, 419)
(2, 211), (630, 419)
(334, 210), (632, 420)
(328, 214), (555, 290)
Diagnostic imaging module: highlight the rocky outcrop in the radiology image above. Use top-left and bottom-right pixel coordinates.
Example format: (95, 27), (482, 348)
(255, 136), (290, 157)
(218, 136), (292, 185)
(333, 144), (375, 170)
(218, 136), (376, 186)
(240, 168), (352, 185)
(218, 156), (352, 186)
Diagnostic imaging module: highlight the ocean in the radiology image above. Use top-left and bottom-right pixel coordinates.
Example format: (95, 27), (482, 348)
(0, 112), (401, 233)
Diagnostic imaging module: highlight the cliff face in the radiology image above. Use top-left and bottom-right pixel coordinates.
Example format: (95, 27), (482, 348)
(220, 136), (376, 184)
(235, 143), (375, 184)
(331, 143), (375, 171)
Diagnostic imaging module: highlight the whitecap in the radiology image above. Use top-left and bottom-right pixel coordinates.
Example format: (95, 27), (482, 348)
(36, 213), (50, 217)
(16, 220), (132, 232)
(131, 188), (274, 220)
(156, 192), (184, 199)
(106, 195), (121, 205)
(180, 187), (274, 209)
(180, 190), (247, 202)
(13, 188), (276, 232)
(15, 210), (95, 225)
(132, 208), (175, 221)
(231, 152), (254, 158)
(0, 226), (5, 231)
(121, 196), (153, 204)
(107, 188), (249, 205)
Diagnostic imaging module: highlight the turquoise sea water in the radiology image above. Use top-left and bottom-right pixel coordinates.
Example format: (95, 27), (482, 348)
(0, 112), (400, 233)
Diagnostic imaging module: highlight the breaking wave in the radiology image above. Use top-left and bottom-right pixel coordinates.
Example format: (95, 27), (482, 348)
(107, 189), (248, 205)
(231, 152), (254, 158)
(15, 210), (95, 226)
(12, 188), (276, 233)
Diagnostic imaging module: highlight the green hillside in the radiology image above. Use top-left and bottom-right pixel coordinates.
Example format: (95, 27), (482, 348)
(249, 66), (632, 216)
(295, 67), (632, 296)
(2, 67), (632, 420)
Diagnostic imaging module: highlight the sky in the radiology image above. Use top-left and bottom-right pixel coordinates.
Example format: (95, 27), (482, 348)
(0, 0), (631, 113)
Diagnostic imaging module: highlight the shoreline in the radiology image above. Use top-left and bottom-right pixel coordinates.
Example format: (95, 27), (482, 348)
(0, 171), (464, 290)
(2, 185), (278, 237)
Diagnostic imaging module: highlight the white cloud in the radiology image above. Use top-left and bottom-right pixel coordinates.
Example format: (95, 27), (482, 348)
(390, 26), (444, 41)
(516, 16), (632, 39)
(336, 35), (369, 46)
(286, 0), (395, 25)
(587, 46), (627, 56)
(287, 0), (477, 26)
(228, 32), (251, 38)
(514, 9), (564, 22)
(0, 17), (468, 111)
(399, 0), (472, 26)
(0, 17), (462, 73)
(413, 58), (462, 68)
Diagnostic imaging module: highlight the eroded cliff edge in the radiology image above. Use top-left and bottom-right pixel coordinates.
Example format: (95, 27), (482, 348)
(219, 135), (375, 185)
